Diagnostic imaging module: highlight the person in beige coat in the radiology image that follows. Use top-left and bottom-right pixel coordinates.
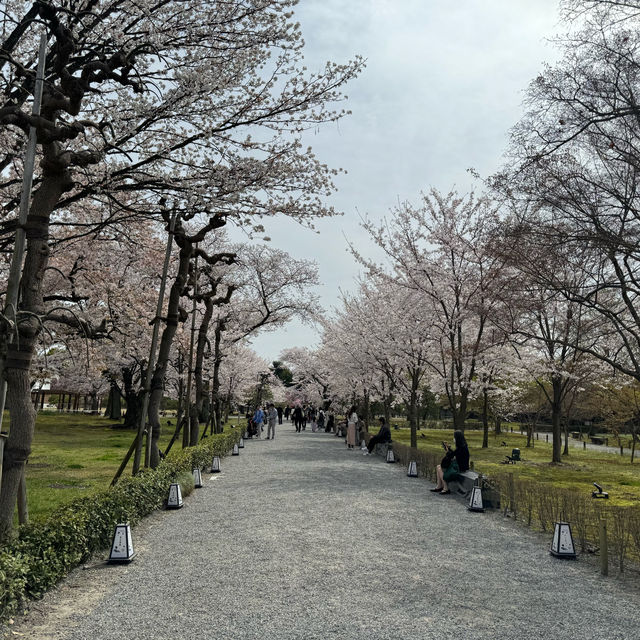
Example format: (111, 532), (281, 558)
(346, 406), (358, 449)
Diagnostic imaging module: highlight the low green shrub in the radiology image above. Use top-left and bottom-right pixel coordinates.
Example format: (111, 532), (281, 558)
(0, 427), (241, 620)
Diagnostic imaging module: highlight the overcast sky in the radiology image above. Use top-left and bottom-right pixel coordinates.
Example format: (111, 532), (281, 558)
(244, 0), (561, 363)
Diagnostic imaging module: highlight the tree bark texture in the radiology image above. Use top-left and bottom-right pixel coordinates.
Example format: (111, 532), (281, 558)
(0, 167), (65, 536)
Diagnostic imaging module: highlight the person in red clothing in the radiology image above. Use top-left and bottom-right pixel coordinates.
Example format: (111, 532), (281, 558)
(431, 430), (469, 494)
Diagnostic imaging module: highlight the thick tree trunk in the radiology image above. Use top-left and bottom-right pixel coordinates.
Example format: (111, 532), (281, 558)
(383, 393), (392, 429)
(452, 392), (468, 432)
(211, 319), (225, 434)
(122, 367), (142, 429)
(562, 415), (570, 456)
(105, 380), (122, 420)
(362, 389), (370, 431)
(192, 298), (214, 446)
(0, 368), (35, 537)
(148, 239), (192, 467)
(0, 168), (65, 537)
(90, 392), (99, 414)
(408, 372), (419, 450)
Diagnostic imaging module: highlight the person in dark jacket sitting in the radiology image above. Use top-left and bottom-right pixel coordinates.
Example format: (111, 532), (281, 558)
(363, 417), (391, 455)
(431, 430), (469, 494)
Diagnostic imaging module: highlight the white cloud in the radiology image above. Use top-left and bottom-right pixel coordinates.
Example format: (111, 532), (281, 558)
(246, 0), (561, 362)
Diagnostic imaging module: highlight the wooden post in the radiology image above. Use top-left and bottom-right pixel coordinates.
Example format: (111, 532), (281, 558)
(110, 433), (139, 487)
(583, 441), (586, 450)
(600, 519), (608, 576)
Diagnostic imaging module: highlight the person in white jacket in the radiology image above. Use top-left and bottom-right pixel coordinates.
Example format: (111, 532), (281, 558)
(266, 403), (278, 440)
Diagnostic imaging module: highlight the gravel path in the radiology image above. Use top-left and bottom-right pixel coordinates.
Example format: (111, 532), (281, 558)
(10, 423), (640, 640)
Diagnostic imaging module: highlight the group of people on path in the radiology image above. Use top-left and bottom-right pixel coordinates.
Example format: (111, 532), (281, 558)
(291, 405), (335, 433)
(246, 401), (470, 491)
(338, 406), (470, 491)
(247, 403), (279, 440)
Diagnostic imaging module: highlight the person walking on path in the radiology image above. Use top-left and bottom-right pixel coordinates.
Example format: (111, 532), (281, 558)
(267, 403), (278, 440)
(293, 405), (303, 432)
(327, 411), (335, 433)
(253, 406), (265, 439)
(346, 406), (358, 449)
(277, 406), (283, 425)
(363, 416), (391, 455)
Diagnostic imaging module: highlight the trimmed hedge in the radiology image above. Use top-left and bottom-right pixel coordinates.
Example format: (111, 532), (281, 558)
(0, 427), (241, 620)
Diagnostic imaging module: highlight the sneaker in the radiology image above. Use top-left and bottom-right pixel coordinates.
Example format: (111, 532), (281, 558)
(363, 451), (369, 456)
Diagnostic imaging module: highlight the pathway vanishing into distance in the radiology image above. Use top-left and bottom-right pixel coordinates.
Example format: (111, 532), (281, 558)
(12, 423), (639, 640)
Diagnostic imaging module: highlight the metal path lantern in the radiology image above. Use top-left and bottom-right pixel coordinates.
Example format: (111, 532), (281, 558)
(386, 448), (395, 463)
(232, 443), (239, 456)
(192, 468), (203, 488)
(239, 437), (245, 449)
(211, 456), (221, 473)
(467, 486), (484, 512)
(167, 482), (183, 509)
(550, 522), (576, 559)
(108, 522), (135, 563)
(407, 461), (418, 477)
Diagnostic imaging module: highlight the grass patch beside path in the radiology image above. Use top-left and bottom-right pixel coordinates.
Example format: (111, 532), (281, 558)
(24, 413), (176, 522)
(389, 427), (640, 506)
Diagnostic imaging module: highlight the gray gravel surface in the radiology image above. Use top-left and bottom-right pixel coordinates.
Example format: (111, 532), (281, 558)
(10, 424), (640, 639)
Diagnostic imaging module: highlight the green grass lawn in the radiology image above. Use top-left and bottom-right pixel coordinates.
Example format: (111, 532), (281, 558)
(390, 426), (640, 507)
(21, 412), (181, 522)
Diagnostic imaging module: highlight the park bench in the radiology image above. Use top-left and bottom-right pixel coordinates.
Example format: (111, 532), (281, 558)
(590, 436), (605, 445)
(447, 470), (480, 498)
(373, 441), (393, 457)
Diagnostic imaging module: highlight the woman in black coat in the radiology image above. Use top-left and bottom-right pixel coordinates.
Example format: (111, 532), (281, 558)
(431, 430), (469, 494)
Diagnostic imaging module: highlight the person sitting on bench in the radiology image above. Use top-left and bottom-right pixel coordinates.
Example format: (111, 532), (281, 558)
(363, 417), (391, 455)
(431, 430), (470, 494)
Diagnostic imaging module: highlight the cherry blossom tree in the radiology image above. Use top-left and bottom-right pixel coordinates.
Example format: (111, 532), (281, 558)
(499, 0), (640, 390)
(0, 0), (362, 535)
(355, 190), (510, 432)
